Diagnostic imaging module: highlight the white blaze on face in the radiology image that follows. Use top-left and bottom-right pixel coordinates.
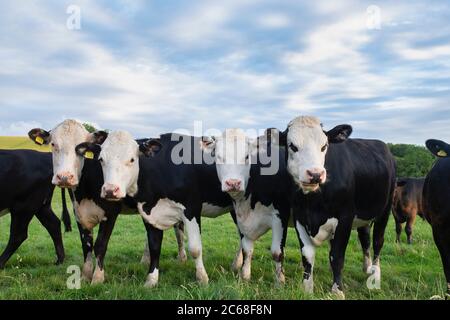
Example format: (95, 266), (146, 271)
(99, 131), (139, 199)
(212, 129), (255, 195)
(286, 116), (328, 193)
(49, 120), (91, 187)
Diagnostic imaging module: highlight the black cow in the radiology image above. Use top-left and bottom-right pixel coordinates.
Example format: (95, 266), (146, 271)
(0, 150), (65, 268)
(392, 177), (425, 244)
(76, 131), (236, 287)
(423, 139), (450, 298)
(200, 129), (293, 284)
(272, 116), (396, 298)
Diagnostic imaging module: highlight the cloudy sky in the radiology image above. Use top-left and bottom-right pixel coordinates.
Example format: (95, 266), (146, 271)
(0, 0), (449, 144)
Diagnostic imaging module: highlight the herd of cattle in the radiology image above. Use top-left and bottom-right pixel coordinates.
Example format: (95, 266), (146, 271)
(0, 116), (449, 299)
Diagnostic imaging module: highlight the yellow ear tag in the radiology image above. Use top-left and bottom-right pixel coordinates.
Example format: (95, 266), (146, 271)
(35, 136), (44, 145)
(84, 151), (94, 160)
(437, 150), (447, 157)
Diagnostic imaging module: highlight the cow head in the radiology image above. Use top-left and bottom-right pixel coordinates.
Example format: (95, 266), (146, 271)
(425, 139), (450, 158)
(272, 116), (352, 193)
(201, 129), (262, 197)
(76, 131), (162, 201)
(28, 120), (108, 188)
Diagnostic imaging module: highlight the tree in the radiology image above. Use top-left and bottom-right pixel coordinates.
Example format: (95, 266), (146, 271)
(388, 143), (435, 177)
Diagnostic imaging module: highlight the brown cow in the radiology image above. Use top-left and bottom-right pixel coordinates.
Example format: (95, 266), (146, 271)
(392, 177), (425, 244)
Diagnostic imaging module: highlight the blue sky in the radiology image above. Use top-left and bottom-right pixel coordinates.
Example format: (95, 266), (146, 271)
(0, 0), (449, 144)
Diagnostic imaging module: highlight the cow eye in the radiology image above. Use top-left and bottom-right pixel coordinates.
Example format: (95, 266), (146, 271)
(99, 157), (104, 163)
(289, 143), (298, 153)
(130, 158), (135, 163)
(321, 144), (328, 152)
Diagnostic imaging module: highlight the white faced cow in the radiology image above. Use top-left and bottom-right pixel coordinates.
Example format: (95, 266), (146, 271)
(77, 131), (238, 287)
(201, 128), (293, 284)
(29, 120), (186, 285)
(273, 116), (395, 299)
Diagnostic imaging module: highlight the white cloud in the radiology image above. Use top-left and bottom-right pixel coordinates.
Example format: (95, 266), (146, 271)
(256, 13), (291, 29)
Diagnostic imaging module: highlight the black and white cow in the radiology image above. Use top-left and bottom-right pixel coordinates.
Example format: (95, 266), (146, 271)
(423, 139), (450, 298)
(28, 120), (183, 285)
(77, 130), (237, 287)
(0, 150), (65, 268)
(272, 116), (396, 298)
(201, 129), (293, 284)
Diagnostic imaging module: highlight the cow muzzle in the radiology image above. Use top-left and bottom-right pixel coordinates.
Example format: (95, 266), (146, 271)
(101, 184), (123, 201)
(224, 179), (243, 193)
(300, 168), (326, 192)
(54, 172), (77, 188)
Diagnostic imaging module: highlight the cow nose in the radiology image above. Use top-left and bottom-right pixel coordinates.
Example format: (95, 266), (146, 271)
(103, 184), (121, 199)
(56, 173), (75, 186)
(306, 169), (325, 184)
(225, 179), (242, 191)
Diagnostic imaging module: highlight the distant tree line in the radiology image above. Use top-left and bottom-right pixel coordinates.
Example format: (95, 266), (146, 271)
(388, 143), (436, 178)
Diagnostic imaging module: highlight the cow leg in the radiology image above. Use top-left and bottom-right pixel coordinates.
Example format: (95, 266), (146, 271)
(35, 204), (65, 265)
(241, 236), (254, 281)
(405, 213), (416, 245)
(329, 220), (353, 299)
(141, 240), (150, 265)
(92, 213), (119, 285)
(0, 210), (34, 269)
(271, 214), (287, 285)
(295, 221), (316, 294)
(144, 222), (163, 288)
(394, 218), (402, 243)
(230, 210), (243, 272)
(76, 222), (94, 281)
(432, 226), (450, 298)
(371, 208), (390, 290)
(357, 226), (372, 274)
(183, 216), (208, 285)
(175, 222), (187, 263)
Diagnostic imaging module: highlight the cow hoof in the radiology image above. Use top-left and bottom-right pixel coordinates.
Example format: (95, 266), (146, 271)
(303, 277), (314, 294)
(276, 272), (286, 285)
(91, 268), (105, 285)
(232, 252), (244, 272)
(241, 271), (251, 282)
(178, 250), (188, 263)
(331, 283), (346, 300)
(144, 270), (159, 288)
(81, 262), (94, 282)
(196, 270), (209, 285)
(55, 257), (65, 265)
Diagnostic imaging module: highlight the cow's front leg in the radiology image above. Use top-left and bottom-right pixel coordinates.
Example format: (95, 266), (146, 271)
(230, 211), (243, 272)
(184, 216), (208, 285)
(144, 223), (164, 288)
(92, 213), (119, 285)
(295, 221), (316, 294)
(357, 226), (372, 274)
(76, 222), (94, 281)
(329, 220), (352, 300)
(271, 214), (287, 285)
(241, 236), (254, 281)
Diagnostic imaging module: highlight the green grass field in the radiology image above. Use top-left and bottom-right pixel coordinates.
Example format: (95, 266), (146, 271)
(0, 137), (446, 300)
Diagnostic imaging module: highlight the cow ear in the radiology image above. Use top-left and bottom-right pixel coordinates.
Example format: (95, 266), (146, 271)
(326, 124), (352, 144)
(75, 142), (101, 160)
(200, 136), (216, 154)
(396, 179), (407, 187)
(426, 139), (450, 158)
(140, 139), (162, 157)
(264, 128), (287, 147)
(89, 131), (109, 145)
(28, 128), (51, 145)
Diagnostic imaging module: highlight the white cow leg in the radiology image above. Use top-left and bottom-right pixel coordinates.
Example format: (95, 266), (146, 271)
(91, 257), (105, 285)
(140, 240), (150, 265)
(296, 221), (316, 294)
(271, 216), (286, 285)
(174, 223), (187, 263)
(241, 236), (254, 281)
(82, 251), (94, 281)
(184, 217), (208, 285)
(232, 243), (244, 272)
